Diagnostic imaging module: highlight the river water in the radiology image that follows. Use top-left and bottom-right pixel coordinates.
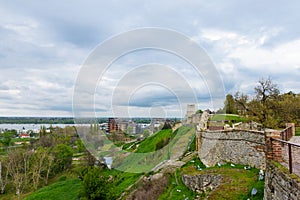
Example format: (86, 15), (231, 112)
(0, 124), (89, 131)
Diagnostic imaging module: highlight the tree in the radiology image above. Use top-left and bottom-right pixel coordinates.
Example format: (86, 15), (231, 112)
(44, 153), (54, 185)
(80, 167), (115, 200)
(234, 92), (249, 115)
(0, 131), (14, 147)
(224, 94), (237, 114)
(30, 147), (49, 190)
(196, 109), (203, 114)
(52, 144), (73, 172)
(253, 77), (280, 127)
(0, 157), (9, 194)
(7, 149), (32, 200)
(254, 77), (279, 103)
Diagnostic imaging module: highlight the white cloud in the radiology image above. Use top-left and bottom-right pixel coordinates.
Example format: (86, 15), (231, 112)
(1, 1), (300, 116)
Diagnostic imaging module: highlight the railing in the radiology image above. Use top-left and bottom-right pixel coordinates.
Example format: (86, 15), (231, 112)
(270, 137), (300, 174)
(280, 125), (294, 141)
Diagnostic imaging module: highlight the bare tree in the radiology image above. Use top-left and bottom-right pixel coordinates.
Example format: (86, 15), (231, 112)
(30, 147), (48, 190)
(7, 149), (31, 200)
(254, 77), (279, 103)
(0, 158), (9, 194)
(45, 153), (54, 185)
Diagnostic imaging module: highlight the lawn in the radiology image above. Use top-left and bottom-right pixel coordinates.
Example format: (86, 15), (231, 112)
(210, 114), (247, 122)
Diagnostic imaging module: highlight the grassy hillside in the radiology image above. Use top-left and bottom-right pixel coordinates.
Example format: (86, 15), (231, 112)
(25, 178), (81, 200)
(181, 158), (264, 200)
(210, 114), (247, 122)
(136, 129), (173, 153)
(115, 127), (193, 173)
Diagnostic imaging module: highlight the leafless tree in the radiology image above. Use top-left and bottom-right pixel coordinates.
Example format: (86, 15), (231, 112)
(0, 158), (9, 194)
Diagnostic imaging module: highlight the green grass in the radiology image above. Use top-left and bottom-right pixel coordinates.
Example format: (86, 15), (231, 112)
(159, 170), (197, 200)
(210, 114), (247, 122)
(100, 169), (142, 197)
(181, 162), (264, 200)
(136, 129), (173, 153)
(114, 127), (193, 173)
(25, 178), (81, 200)
(296, 127), (300, 136)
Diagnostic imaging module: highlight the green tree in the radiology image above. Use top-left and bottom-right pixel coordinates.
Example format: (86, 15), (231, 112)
(224, 94), (237, 114)
(0, 131), (14, 147)
(52, 144), (73, 172)
(196, 109), (203, 114)
(80, 168), (115, 200)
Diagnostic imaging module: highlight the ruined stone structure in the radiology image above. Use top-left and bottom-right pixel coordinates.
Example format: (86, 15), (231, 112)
(181, 174), (222, 193)
(196, 130), (266, 169)
(195, 122), (299, 199)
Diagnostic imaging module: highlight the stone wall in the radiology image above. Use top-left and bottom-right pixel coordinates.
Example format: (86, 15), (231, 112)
(197, 130), (266, 169)
(181, 173), (222, 193)
(264, 161), (300, 200)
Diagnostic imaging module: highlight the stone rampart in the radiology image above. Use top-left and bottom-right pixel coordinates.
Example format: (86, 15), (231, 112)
(197, 130), (266, 169)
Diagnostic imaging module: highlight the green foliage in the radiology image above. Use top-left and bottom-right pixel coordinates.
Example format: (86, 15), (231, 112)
(25, 178), (81, 200)
(79, 168), (116, 200)
(296, 127), (300, 136)
(224, 94), (238, 114)
(196, 109), (203, 114)
(226, 78), (300, 128)
(52, 144), (73, 172)
(0, 131), (15, 147)
(100, 168), (142, 197)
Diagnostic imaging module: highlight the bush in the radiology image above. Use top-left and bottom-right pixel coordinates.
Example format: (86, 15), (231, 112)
(79, 167), (115, 200)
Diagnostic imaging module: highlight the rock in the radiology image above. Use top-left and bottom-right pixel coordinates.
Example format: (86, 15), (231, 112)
(181, 174), (222, 193)
(251, 188), (258, 196)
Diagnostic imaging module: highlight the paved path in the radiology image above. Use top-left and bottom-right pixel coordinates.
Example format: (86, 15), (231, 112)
(282, 136), (300, 176)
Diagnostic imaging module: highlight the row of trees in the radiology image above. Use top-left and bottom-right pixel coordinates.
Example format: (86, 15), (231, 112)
(0, 126), (79, 200)
(221, 77), (300, 128)
(0, 144), (73, 200)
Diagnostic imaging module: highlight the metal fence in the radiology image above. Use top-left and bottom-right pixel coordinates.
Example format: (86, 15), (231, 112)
(271, 137), (300, 174)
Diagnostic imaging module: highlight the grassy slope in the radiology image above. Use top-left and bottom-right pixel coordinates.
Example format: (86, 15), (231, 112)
(24, 178), (81, 200)
(115, 127), (193, 173)
(24, 169), (141, 200)
(181, 160), (264, 200)
(210, 114), (247, 122)
(136, 129), (173, 153)
(158, 170), (197, 200)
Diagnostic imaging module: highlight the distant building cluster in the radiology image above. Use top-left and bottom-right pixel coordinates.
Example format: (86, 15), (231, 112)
(105, 118), (168, 135)
(106, 118), (151, 135)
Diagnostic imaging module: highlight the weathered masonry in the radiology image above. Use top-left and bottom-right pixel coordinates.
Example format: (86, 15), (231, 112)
(196, 129), (266, 169)
(195, 123), (300, 199)
(196, 123), (296, 170)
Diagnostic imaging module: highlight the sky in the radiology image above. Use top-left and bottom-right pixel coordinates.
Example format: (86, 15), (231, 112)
(0, 0), (300, 117)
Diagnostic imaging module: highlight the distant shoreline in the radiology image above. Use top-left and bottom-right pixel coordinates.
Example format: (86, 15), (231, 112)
(0, 117), (181, 124)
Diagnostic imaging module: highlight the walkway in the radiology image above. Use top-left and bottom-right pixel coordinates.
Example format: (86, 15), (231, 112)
(282, 136), (300, 176)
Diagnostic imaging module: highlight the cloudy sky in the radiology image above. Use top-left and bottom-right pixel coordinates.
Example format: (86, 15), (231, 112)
(1, 1), (300, 117)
